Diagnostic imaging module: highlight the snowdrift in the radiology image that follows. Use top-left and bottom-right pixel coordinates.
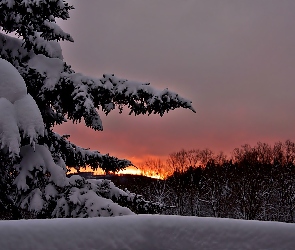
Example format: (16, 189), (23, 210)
(1, 215), (295, 250)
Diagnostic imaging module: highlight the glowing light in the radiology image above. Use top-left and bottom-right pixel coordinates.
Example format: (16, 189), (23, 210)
(117, 166), (142, 175)
(66, 154), (168, 179)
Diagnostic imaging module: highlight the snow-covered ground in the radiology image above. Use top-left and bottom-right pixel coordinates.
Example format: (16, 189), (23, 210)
(1, 215), (295, 250)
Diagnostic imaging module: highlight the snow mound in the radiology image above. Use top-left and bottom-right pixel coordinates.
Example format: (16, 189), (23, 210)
(1, 215), (295, 250)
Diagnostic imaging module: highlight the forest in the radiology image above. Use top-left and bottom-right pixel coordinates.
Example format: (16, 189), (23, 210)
(118, 140), (295, 223)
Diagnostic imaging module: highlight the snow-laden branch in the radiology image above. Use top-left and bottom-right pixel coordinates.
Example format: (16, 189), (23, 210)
(41, 131), (133, 173)
(0, 32), (195, 132)
(0, 0), (73, 52)
(0, 58), (44, 156)
(27, 54), (195, 130)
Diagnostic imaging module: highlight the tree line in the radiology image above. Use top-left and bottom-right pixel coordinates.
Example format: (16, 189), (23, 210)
(136, 140), (295, 223)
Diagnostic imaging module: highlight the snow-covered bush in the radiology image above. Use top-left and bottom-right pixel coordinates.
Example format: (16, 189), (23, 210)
(0, 0), (194, 218)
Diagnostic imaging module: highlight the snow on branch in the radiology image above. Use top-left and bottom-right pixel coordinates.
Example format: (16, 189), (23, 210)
(42, 131), (133, 173)
(26, 55), (196, 131)
(0, 30), (195, 133)
(14, 144), (66, 192)
(0, 59), (44, 156)
(96, 73), (196, 116)
(0, 0), (74, 46)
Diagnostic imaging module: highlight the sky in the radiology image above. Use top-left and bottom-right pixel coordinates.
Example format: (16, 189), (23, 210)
(55, 0), (295, 172)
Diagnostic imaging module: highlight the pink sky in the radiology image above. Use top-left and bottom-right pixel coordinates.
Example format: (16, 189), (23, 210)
(55, 1), (295, 171)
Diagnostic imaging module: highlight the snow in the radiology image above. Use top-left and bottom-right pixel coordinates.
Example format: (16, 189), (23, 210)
(70, 190), (133, 217)
(87, 178), (129, 199)
(44, 184), (58, 200)
(0, 59), (45, 154)
(28, 54), (64, 90)
(61, 177), (134, 218)
(28, 188), (44, 212)
(56, 157), (67, 172)
(2, 0), (15, 8)
(0, 58), (27, 103)
(0, 32), (63, 62)
(0, 215), (295, 250)
(14, 145), (66, 191)
(0, 97), (20, 155)
(14, 94), (44, 142)
(44, 20), (68, 39)
(0, 33), (33, 63)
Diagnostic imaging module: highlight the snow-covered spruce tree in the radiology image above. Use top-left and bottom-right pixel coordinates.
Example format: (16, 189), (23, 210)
(0, 0), (195, 218)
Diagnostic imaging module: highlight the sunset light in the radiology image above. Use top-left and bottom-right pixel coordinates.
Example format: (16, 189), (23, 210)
(2, 1), (295, 249)
(52, 0), (295, 170)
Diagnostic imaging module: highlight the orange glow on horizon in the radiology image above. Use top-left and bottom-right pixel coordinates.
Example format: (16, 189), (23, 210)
(68, 165), (163, 179)
(66, 154), (167, 179)
(117, 166), (142, 175)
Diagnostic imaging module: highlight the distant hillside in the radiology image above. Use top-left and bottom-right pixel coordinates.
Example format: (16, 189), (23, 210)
(67, 172), (159, 194)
